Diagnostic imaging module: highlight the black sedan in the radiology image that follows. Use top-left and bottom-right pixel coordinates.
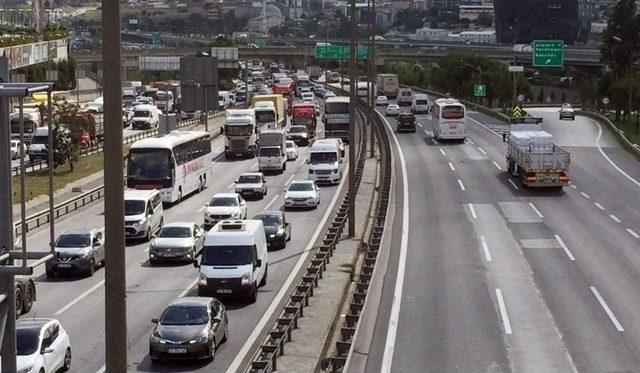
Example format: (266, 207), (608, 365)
(253, 211), (291, 250)
(149, 297), (228, 362)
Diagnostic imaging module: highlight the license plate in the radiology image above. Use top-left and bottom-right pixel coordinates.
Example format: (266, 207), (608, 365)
(58, 263), (72, 268)
(448, 125), (457, 129)
(168, 348), (187, 354)
(217, 289), (232, 294)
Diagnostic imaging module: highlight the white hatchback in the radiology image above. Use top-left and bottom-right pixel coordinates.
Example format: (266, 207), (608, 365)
(17, 318), (72, 373)
(376, 96), (389, 106)
(285, 140), (299, 160)
(385, 104), (401, 117)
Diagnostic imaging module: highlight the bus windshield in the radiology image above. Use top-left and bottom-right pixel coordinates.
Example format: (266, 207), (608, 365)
(441, 106), (465, 119)
(127, 148), (172, 182)
(325, 103), (349, 114)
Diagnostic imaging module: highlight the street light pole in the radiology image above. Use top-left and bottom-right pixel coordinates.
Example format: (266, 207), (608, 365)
(348, 0), (356, 238)
(102, 0), (127, 371)
(370, 0), (376, 158)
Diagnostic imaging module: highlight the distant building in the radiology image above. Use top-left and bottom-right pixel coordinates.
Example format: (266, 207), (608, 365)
(590, 21), (606, 33)
(248, 4), (284, 32)
(415, 27), (450, 41)
(458, 5), (494, 21)
(459, 29), (496, 43)
(493, 0), (591, 44)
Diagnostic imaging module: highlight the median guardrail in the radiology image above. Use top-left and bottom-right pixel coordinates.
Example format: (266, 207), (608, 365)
(12, 112), (225, 239)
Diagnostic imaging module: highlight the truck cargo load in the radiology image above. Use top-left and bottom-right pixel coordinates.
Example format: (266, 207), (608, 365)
(506, 123), (570, 188)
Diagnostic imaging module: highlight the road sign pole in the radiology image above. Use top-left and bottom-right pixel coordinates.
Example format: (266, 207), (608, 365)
(369, 0), (376, 158)
(102, 0), (128, 371)
(348, 0), (356, 238)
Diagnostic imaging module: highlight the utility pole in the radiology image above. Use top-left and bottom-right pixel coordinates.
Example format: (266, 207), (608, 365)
(369, 0), (376, 158)
(348, 0), (356, 237)
(365, 0), (371, 157)
(102, 0), (128, 371)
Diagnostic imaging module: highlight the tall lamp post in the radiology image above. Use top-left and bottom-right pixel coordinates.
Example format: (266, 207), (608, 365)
(612, 36), (635, 121)
(348, 0), (356, 237)
(461, 61), (482, 102)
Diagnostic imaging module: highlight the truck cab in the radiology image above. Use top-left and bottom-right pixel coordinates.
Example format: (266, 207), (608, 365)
(224, 109), (258, 158)
(308, 139), (343, 184)
(258, 129), (287, 173)
(292, 103), (317, 142)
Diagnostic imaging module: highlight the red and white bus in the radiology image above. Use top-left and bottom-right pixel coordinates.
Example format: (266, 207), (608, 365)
(127, 131), (214, 203)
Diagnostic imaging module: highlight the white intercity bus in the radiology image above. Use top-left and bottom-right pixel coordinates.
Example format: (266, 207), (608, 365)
(431, 98), (467, 141)
(127, 130), (214, 203)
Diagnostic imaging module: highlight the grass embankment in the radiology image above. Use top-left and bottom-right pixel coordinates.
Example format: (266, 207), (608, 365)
(602, 112), (640, 146)
(12, 153), (104, 204)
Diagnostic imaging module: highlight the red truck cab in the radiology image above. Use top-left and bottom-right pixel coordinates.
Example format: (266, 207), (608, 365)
(273, 83), (293, 113)
(292, 103), (317, 138)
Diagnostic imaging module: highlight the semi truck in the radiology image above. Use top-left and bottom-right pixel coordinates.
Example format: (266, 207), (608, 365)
(506, 121), (570, 188)
(376, 73), (399, 99)
(251, 94), (286, 129)
(15, 276), (37, 318)
(224, 109), (258, 158)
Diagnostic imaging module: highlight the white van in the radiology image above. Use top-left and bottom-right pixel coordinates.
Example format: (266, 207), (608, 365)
(196, 220), (268, 303)
(124, 189), (164, 241)
(398, 88), (413, 106)
(219, 91), (233, 109)
(27, 127), (51, 160)
(308, 139), (343, 184)
(132, 104), (160, 130)
(411, 94), (429, 114)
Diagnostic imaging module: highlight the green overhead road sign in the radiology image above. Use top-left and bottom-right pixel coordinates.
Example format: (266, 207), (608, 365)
(315, 45), (371, 60)
(533, 40), (564, 67)
(152, 32), (161, 45)
(474, 84), (486, 97)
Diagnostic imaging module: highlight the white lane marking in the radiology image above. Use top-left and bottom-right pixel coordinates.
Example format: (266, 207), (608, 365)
(227, 163), (350, 373)
(594, 203), (605, 210)
(430, 138), (437, 145)
(554, 234), (576, 261)
(197, 205), (206, 212)
(468, 203), (477, 219)
(570, 184), (577, 189)
(285, 174), (295, 186)
(55, 280), (105, 315)
(495, 289), (512, 334)
(480, 235), (493, 261)
(492, 161), (503, 170)
(250, 161), (258, 170)
(227, 182), (235, 189)
(467, 139), (475, 145)
(478, 147), (488, 155)
(439, 148), (446, 156)
(528, 202), (544, 218)
(468, 117), (502, 138)
(580, 192), (591, 199)
(417, 123), (423, 127)
(378, 111), (410, 373)
(96, 366), (105, 373)
(263, 195), (279, 211)
(177, 278), (199, 298)
(457, 179), (466, 191)
(424, 129), (428, 135)
(508, 179), (519, 190)
(448, 162), (455, 171)
(609, 214), (621, 223)
(626, 229), (640, 239)
(590, 286), (624, 331)
(595, 122), (640, 187)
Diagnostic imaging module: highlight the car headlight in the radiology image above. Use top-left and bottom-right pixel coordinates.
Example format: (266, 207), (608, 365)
(332, 169), (339, 174)
(198, 273), (208, 286)
(277, 228), (285, 236)
(241, 272), (251, 285)
(307, 197), (316, 202)
(189, 335), (208, 344)
(235, 188), (242, 193)
(151, 333), (167, 344)
(18, 365), (34, 373)
(135, 219), (146, 226)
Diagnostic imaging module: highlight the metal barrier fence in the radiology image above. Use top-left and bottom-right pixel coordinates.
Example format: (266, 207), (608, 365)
(12, 112), (224, 239)
(245, 104), (371, 372)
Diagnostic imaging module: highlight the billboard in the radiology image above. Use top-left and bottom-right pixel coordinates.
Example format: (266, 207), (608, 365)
(180, 57), (219, 112)
(139, 56), (180, 71)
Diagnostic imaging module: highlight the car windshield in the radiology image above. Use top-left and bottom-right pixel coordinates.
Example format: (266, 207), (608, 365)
(289, 126), (307, 133)
(16, 328), (40, 355)
(56, 233), (91, 248)
(286, 142), (295, 149)
(416, 100), (428, 105)
(238, 175), (262, 184)
(289, 182), (313, 192)
(125, 200), (146, 216)
(31, 135), (48, 145)
(134, 110), (150, 118)
(310, 152), (338, 163)
(388, 105), (399, 110)
(201, 245), (253, 266)
(259, 147), (280, 157)
(161, 305), (209, 325)
(254, 214), (282, 227)
(157, 227), (191, 238)
(209, 197), (238, 207)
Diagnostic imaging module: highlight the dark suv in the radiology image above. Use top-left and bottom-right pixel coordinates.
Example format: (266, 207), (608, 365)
(397, 113), (417, 133)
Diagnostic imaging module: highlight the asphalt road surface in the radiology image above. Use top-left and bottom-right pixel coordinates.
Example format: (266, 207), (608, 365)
(364, 102), (640, 373)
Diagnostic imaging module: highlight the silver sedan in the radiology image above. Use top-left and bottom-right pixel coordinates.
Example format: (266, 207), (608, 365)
(149, 222), (205, 264)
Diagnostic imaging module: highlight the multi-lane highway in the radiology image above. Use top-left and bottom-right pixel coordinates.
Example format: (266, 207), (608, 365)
(362, 101), (640, 372)
(19, 102), (360, 372)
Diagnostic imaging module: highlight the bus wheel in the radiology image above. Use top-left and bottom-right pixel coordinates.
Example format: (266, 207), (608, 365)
(176, 189), (182, 204)
(199, 178), (204, 192)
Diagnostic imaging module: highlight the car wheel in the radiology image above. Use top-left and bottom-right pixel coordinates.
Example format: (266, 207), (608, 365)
(260, 265), (268, 287)
(146, 229), (152, 242)
(209, 339), (216, 360)
(46, 268), (55, 278)
(222, 324), (229, 344)
(23, 281), (35, 313)
(87, 258), (96, 277)
(199, 178), (204, 192)
(248, 284), (258, 304)
(62, 347), (72, 371)
(15, 287), (23, 318)
(176, 190), (182, 204)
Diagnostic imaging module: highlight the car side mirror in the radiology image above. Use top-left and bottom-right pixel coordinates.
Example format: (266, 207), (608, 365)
(151, 233), (156, 239)
(220, 127), (225, 134)
(151, 318), (159, 324)
(255, 259), (262, 268)
(212, 316), (222, 323)
(193, 260), (200, 268)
